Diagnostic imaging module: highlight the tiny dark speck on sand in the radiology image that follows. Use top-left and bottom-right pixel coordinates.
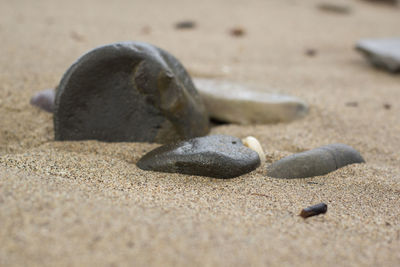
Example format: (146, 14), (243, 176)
(346, 101), (358, 107)
(305, 48), (317, 57)
(383, 103), (391, 110)
(175, 20), (196, 29)
(230, 27), (245, 37)
(300, 203), (328, 218)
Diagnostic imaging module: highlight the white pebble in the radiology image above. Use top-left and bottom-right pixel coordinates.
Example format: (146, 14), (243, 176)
(242, 136), (265, 164)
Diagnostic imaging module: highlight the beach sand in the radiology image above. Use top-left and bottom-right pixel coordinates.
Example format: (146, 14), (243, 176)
(1, 0), (399, 266)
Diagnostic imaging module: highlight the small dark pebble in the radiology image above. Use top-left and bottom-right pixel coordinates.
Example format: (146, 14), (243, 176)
(361, 0), (398, 5)
(317, 3), (352, 14)
(230, 27), (245, 37)
(300, 203), (327, 218)
(345, 101), (358, 107)
(305, 48), (317, 57)
(175, 20), (196, 29)
(383, 103), (392, 110)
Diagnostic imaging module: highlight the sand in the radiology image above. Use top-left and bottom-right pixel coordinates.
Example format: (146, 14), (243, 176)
(0, 0), (399, 266)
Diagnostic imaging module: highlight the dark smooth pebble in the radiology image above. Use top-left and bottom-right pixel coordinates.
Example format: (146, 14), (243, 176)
(137, 135), (261, 179)
(175, 20), (196, 29)
(300, 203), (328, 218)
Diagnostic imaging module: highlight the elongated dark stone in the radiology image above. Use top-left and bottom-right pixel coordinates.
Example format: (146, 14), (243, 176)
(299, 203), (328, 218)
(54, 42), (209, 143)
(267, 144), (365, 179)
(137, 135), (260, 178)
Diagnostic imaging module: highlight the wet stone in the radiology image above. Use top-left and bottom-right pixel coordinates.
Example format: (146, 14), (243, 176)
(137, 135), (261, 179)
(54, 42), (209, 143)
(267, 144), (365, 179)
(194, 78), (308, 124)
(30, 89), (55, 113)
(356, 38), (400, 73)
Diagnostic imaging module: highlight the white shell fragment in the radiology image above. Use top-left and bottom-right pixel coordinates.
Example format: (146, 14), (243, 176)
(242, 136), (265, 164)
(193, 78), (309, 124)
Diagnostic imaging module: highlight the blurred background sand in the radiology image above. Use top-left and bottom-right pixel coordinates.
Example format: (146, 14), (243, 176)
(0, 0), (399, 266)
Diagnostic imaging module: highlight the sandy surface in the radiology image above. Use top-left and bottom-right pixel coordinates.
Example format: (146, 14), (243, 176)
(1, 0), (400, 266)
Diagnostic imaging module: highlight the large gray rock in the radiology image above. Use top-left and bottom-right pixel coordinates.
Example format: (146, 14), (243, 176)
(267, 144), (365, 179)
(193, 78), (308, 124)
(137, 135), (261, 178)
(54, 42), (209, 143)
(356, 38), (400, 73)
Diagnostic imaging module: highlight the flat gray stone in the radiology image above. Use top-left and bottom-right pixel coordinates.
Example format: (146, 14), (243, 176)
(54, 42), (209, 143)
(137, 135), (261, 178)
(317, 2), (352, 14)
(30, 89), (55, 113)
(193, 78), (308, 124)
(356, 38), (400, 73)
(267, 144), (365, 179)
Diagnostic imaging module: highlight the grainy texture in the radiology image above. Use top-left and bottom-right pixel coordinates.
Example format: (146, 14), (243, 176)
(0, 0), (400, 266)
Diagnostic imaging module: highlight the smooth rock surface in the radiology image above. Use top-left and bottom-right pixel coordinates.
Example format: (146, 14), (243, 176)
(30, 89), (55, 113)
(267, 144), (365, 179)
(193, 78), (309, 124)
(54, 42), (209, 143)
(137, 135), (261, 178)
(356, 38), (400, 73)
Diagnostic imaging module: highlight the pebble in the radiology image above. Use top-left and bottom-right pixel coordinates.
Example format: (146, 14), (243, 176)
(230, 27), (246, 37)
(267, 144), (365, 179)
(136, 135), (261, 178)
(30, 89), (55, 113)
(54, 42), (209, 143)
(356, 38), (400, 73)
(175, 20), (196, 29)
(361, 0), (398, 5)
(242, 136), (265, 164)
(316, 2), (352, 14)
(299, 203), (328, 218)
(193, 78), (309, 124)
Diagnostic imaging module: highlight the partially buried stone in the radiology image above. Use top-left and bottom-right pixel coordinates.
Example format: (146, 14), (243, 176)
(356, 38), (400, 73)
(193, 78), (308, 124)
(137, 135), (261, 178)
(54, 42), (209, 143)
(30, 89), (55, 113)
(316, 2), (352, 14)
(267, 144), (365, 179)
